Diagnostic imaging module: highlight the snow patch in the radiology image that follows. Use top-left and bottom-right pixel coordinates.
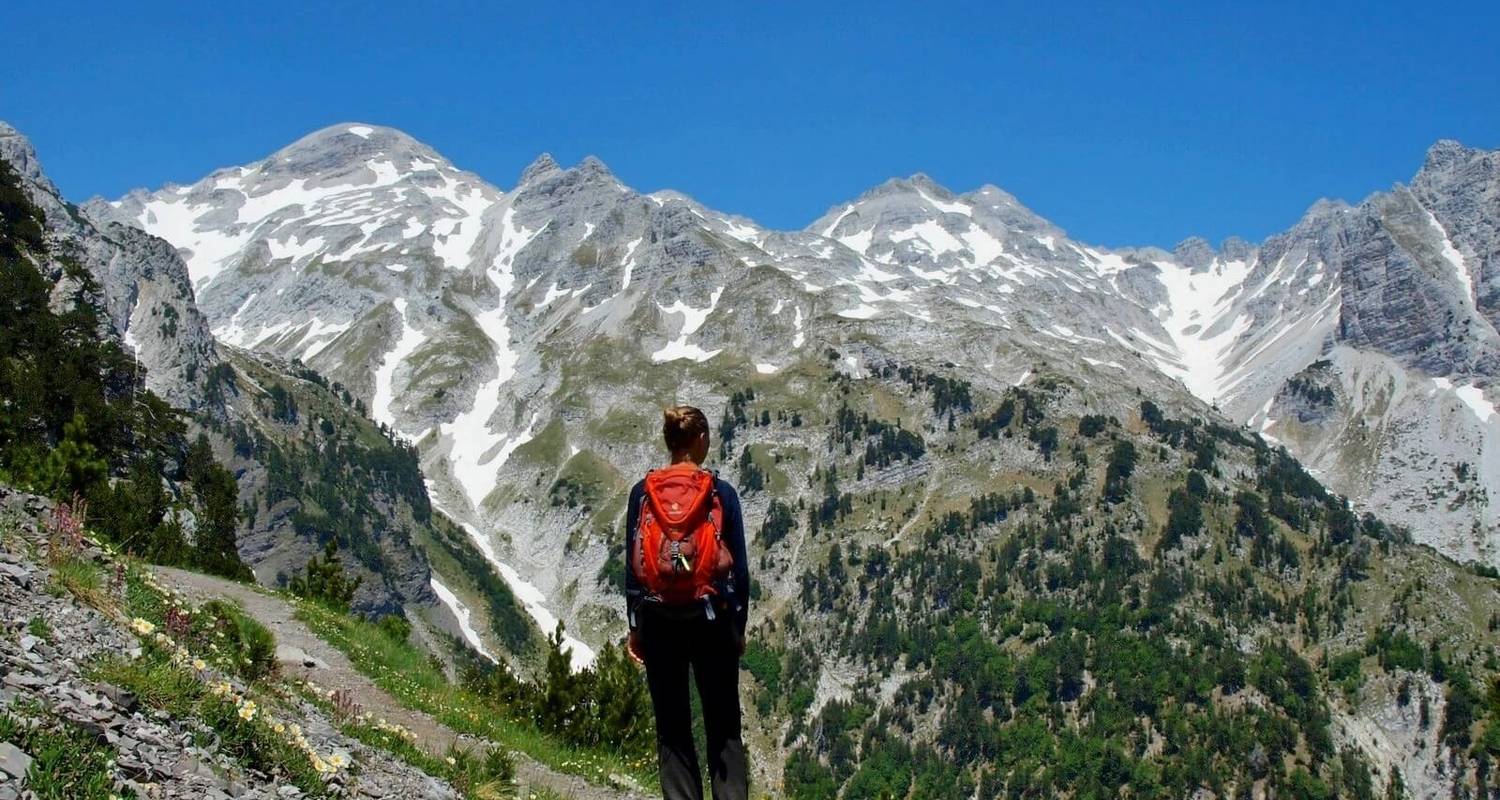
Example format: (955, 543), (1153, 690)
(535, 283), (570, 311)
(916, 187), (971, 216)
(441, 207), (543, 510)
(889, 220), (965, 256)
(431, 183), (495, 272)
(296, 318), (352, 360)
(719, 217), (761, 244)
(837, 227), (875, 255)
(820, 204), (855, 238)
(427, 493), (596, 671)
(1423, 208), (1476, 305)
(347, 125), (374, 138)
(429, 575), (497, 663)
(837, 304), (881, 320)
(371, 299), (426, 433)
(1455, 384), (1496, 423)
(267, 233), (326, 262)
(651, 287), (725, 363)
(620, 237), (643, 291)
(1149, 258), (1254, 404)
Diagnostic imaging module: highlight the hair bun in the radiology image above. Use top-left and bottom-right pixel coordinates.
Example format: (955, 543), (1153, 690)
(663, 405), (709, 454)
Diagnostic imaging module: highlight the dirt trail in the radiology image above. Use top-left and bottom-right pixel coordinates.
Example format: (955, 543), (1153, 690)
(152, 566), (651, 800)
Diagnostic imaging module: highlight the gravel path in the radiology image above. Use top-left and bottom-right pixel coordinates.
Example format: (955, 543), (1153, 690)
(152, 566), (652, 800)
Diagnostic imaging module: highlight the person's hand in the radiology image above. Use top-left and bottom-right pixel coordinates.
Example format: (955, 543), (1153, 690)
(626, 630), (646, 666)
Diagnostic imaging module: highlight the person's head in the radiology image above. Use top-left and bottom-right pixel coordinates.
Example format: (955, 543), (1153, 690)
(663, 405), (710, 464)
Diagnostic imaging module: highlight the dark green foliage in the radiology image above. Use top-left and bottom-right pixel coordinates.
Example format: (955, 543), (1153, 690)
(549, 475), (593, 510)
(808, 465), (852, 534)
(892, 364), (973, 417)
(743, 641), (784, 717)
(1028, 426), (1059, 460)
(1158, 488), (1202, 553)
(1442, 670), (1480, 749)
(376, 613), (412, 643)
(834, 403), (925, 468)
(1102, 440), (1136, 503)
(1366, 630), (1426, 674)
(464, 622), (653, 757)
(717, 388), (754, 457)
(289, 538), (363, 612)
(1185, 469), (1209, 498)
(0, 709), (133, 799)
(236, 380), (433, 584)
(759, 499), (796, 548)
(1234, 491), (1271, 539)
(0, 160), (46, 258)
(1285, 374), (1336, 407)
(0, 159), (251, 581)
(199, 599), (279, 682)
(427, 517), (535, 654)
(1078, 413), (1115, 437)
(737, 445), (765, 493)
(976, 397), (1015, 439)
(1328, 650), (1365, 700)
(780, 486), (1381, 798)
(970, 491), (1020, 527)
(267, 383), (298, 423)
(185, 436), (252, 580)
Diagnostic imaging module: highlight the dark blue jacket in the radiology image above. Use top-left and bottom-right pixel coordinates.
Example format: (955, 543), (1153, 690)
(623, 474), (750, 636)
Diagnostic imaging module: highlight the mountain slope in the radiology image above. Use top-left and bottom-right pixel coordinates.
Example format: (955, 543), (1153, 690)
(0, 121), (547, 672)
(93, 125), (1500, 611)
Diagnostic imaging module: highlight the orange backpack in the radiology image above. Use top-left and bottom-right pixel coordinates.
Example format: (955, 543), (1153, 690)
(631, 467), (734, 608)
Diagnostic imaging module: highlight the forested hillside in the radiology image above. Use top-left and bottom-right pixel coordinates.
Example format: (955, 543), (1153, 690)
(684, 358), (1500, 798)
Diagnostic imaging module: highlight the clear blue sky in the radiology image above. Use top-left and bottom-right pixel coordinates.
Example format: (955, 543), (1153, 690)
(3, 1), (1496, 247)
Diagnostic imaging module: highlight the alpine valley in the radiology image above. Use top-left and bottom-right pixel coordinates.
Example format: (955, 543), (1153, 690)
(4, 118), (1500, 798)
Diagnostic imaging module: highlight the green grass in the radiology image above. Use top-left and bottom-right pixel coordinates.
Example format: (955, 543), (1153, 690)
(120, 565), (278, 684)
(294, 684), (516, 799)
(0, 708), (133, 799)
(293, 599), (656, 791)
(91, 565), (336, 793)
(26, 615), (52, 640)
(516, 788), (570, 800)
(93, 651), (330, 795)
(47, 554), (116, 615)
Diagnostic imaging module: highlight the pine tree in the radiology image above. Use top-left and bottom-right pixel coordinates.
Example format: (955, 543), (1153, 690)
(289, 538), (362, 611)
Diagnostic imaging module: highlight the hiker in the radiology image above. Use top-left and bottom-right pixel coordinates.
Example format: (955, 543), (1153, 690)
(624, 405), (751, 800)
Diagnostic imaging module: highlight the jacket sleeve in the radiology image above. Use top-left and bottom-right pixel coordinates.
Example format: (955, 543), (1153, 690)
(718, 481), (751, 638)
(623, 481), (645, 631)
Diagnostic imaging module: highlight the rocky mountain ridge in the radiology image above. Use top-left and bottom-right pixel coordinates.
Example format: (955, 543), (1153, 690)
(0, 122), (549, 675)
(87, 123), (1500, 627)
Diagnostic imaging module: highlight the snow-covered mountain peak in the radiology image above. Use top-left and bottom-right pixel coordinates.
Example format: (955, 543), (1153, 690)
(95, 125), (1500, 571)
